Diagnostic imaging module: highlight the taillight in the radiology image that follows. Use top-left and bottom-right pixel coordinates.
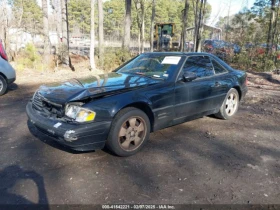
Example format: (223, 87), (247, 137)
(0, 40), (8, 61)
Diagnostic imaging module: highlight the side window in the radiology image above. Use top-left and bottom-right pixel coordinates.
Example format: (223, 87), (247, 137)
(183, 56), (214, 78)
(211, 59), (228, 74)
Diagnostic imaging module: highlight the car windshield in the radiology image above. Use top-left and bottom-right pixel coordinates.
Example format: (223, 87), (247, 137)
(117, 54), (182, 80)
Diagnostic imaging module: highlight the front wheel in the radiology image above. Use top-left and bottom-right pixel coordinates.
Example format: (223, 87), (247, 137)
(215, 88), (239, 120)
(106, 107), (150, 157)
(0, 75), (7, 96)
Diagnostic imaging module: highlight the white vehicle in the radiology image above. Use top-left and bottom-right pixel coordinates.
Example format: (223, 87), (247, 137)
(0, 40), (16, 96)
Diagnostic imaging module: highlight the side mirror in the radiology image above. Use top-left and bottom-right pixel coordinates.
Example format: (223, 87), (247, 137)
(182, 72), (197, 82)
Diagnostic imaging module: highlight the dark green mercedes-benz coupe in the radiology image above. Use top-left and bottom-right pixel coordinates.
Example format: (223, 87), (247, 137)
(26, 52), (248, 156)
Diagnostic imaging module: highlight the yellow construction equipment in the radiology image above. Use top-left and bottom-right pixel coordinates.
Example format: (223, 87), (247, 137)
(153, 23), (180, 51)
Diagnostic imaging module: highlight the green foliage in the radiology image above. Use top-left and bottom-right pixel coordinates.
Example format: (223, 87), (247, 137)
(103, 0), (125, 38)
(215, 0), (280, 72)
(216, 0), (278, 46)
(233, 52), (252, 69)
(25, 43), (39, 62)
(16, 43), (44, 71)
(153, 0), (185, 37)
(9, 0), (42, 34)
(232, 50), (279, 72)
(251, 0), (271, 17)
(96, 48), (133, 72)
(67, 0), (211, 41)
(68, 0), (91, 34)
(264, 57), (276, 72)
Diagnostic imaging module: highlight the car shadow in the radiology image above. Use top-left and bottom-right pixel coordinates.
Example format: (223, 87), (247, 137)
(0, 165), (49, 208)
(249, 71), (280, 85)
(7, 83), (19, 92)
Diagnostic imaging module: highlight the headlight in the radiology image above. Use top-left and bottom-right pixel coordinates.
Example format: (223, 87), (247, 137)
(65, 105), (96, 122)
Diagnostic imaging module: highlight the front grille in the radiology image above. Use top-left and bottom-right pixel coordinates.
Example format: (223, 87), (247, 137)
(32, 91), (44, 111)
(32, 91), (64, 118)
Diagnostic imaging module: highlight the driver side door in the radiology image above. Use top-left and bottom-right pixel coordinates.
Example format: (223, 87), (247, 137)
(174, 55), (217, 121)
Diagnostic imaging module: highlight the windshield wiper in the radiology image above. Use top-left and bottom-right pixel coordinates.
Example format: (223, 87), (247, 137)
(137, 73), (164, 80)
(135, 72), (145, 75)
(122, 71), (164, 80)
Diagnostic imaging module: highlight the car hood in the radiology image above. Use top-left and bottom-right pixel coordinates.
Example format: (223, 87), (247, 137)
(37, 72), (161, 105)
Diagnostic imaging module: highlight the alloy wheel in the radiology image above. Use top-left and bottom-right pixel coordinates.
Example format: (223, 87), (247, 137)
(225, 92), (238, 116)
(118, 116), (147, 151)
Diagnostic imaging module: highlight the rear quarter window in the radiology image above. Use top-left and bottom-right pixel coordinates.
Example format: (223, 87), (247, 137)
(211, 59), (228, 74)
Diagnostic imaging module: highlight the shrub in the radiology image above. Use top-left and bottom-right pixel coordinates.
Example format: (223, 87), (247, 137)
(16, 43), (44, 71)
(263, 59), (276, 72)
(233, 52), (252, 69)
(232, 50), (278, 72)
(96, 48), (134, 72)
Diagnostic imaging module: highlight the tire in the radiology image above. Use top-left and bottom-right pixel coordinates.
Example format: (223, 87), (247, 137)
(0, 75), (7, 96)
(106, 107), (151, 157)
(215, 88), (239, 120)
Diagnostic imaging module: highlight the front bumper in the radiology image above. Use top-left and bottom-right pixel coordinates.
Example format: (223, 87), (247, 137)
(7, 77), (16, 84)
(26, 102), (111, 151)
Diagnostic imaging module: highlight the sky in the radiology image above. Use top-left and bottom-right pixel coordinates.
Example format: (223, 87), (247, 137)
(207, 0), (256, 25)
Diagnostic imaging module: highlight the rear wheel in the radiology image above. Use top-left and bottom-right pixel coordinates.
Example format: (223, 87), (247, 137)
(215, 88), (239, 120)
(0, 75), (7, 96)
(106, 107), (150, 157)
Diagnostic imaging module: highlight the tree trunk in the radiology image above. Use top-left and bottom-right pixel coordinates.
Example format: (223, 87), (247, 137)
(50, 2), (61, 45)
(197, 0), (207, 52)
(225, 0), (232, 41)
(150, 0), (155, 52)
(90, 0), (95, 70)
(181, 0), (189, 52)
(272, 1), (280, 54)
(123, 0), (132, 50)
(50, 0), (62, 67)
(61, 0), (73, 70)
(193, 0), (199, 50)
(138, 29), (141, 54)
(267, 0), (276, 55)
(42, 0), (50, 65)
(98, 0), (104, 68)
(180, 30), (184, 52)
(134, 0), (145, 53)
(141, 2), (145, 53)
(195, 0), (204, 52)
(272, 1), (280, 47)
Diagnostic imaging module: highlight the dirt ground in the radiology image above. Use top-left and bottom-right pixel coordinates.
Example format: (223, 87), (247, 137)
(0, 66), (280, 206)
